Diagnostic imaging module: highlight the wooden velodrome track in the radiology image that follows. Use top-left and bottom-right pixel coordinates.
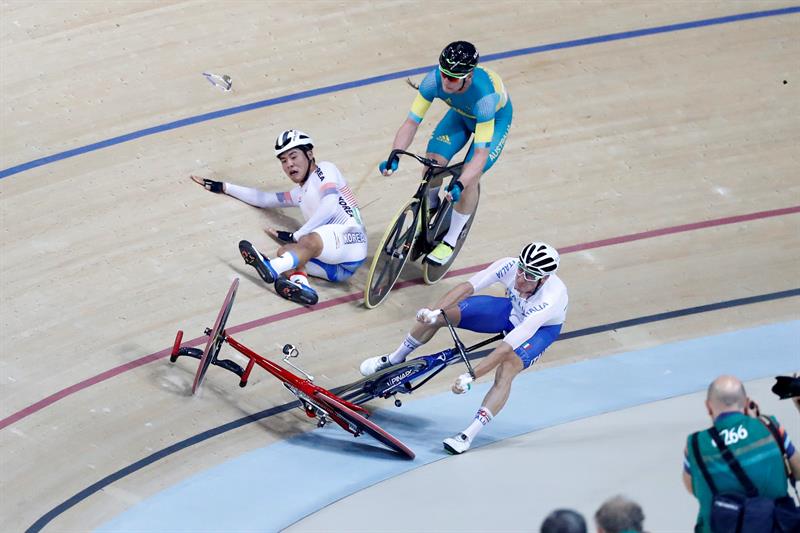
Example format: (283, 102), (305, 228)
(1, 1), (798, 531)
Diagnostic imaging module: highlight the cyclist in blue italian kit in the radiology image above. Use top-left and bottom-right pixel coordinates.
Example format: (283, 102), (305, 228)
(379, 41), (513, 265)
(360, 242), (567, 454)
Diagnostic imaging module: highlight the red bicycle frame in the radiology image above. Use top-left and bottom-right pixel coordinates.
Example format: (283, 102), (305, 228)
(225, 334), (373, 431)
(169, 278), (415, 458)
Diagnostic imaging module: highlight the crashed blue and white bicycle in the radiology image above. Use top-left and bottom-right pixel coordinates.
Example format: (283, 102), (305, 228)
(334, 311), (502, 406)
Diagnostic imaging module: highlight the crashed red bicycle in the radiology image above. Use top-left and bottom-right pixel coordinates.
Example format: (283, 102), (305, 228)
(169, 278), (414, 459)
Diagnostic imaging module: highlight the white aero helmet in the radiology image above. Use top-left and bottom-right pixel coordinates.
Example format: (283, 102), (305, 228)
(274, 129), (314, 157)
(518, 242), (560, 279)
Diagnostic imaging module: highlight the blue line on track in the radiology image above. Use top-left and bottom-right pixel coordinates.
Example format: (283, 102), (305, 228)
(2, 6), (798, 180)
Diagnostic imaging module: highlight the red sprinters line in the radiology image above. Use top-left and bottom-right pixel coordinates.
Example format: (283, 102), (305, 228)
(1, 205), (798, 431)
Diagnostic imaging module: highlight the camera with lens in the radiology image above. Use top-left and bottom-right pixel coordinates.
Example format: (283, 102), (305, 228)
(772, 375), (800, 399)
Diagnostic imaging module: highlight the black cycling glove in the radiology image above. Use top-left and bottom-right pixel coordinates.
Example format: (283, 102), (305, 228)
(276, 230), (295, 243)
(202, 179), (224, 193)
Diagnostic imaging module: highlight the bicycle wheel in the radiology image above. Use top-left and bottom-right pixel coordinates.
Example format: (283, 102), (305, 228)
(192, 278), (239, 394)
(423, 184), (480, 284)
(363, 199), (421, 309)
(334, 359), (431, 405)
(333, 379), (378, 406)
(314, 392), (415, 459)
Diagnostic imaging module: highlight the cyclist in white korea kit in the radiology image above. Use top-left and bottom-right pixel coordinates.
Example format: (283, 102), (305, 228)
(360, 242), (568, 454)
(191, 130), (367, 306)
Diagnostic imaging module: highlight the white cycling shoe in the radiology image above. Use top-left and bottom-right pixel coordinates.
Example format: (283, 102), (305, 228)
(359, 355), (392, 376)
(443, 433), (471, 455)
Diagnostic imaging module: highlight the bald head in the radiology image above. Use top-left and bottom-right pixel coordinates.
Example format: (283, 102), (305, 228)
(595, 495), (644, 533)
(706, 375), (747, 414)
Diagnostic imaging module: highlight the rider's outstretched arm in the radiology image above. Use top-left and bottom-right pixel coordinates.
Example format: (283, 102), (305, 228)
(382, 77), (433, 175)
(434, 281), (475, 312)
(224, 182), (299, 209)
(394, 78), (434, 150)
(409, 281), (474, 343)
(382, 119), (420, 176)
(378, 281), (475, 367)
(392, 118), (420, 151)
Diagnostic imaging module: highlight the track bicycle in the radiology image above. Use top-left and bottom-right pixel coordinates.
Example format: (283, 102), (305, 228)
(363, 150), (480, 309)
(334, 311), (503, 407)
(169, 278), (415, 459)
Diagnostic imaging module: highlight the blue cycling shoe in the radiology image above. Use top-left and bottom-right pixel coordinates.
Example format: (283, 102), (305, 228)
(274, 275), (319, 306)
(238, 240), (277, 284)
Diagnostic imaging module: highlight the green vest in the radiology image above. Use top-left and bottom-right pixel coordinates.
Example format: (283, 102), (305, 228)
(685, 412), (788, 532)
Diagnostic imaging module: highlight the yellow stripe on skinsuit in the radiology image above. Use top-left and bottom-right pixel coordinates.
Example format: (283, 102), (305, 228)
(475, 119), (495, 145)
(409, 92), (432, 122)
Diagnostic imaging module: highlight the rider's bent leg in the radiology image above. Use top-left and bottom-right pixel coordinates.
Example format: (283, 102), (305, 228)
(438, 108), (512, 257)
(472, 322), (561, 413)
(445, 347), (522, 455)
(305, 224), (367, 282)
(273, 233), (324, 273)
(440, 181), (478, 247)
(478, 348), (524, 415)
(425, 110), (469, 213)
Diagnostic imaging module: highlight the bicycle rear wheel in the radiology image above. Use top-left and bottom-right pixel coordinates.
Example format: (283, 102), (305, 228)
(192, 278), (239, 394)
(314, 392), (415, 459)
(423, 185), (480, 284)
(333, 379), (377, 406)
(364, 200), (421, 309)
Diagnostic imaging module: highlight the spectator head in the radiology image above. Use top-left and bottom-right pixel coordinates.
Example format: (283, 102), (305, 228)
(595, 495), (645, 533)
(706, 375), (747, 418)
(541, 508), (587, 533)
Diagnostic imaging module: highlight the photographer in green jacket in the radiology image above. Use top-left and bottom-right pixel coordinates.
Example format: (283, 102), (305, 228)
(682, 375), (800, 532)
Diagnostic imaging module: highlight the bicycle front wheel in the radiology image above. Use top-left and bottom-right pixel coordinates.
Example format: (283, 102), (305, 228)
(193, 278), (239, 394)
(315, 392), (415, 459)
(364, 200), (421, 309)
(423, 184), (480, 284)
